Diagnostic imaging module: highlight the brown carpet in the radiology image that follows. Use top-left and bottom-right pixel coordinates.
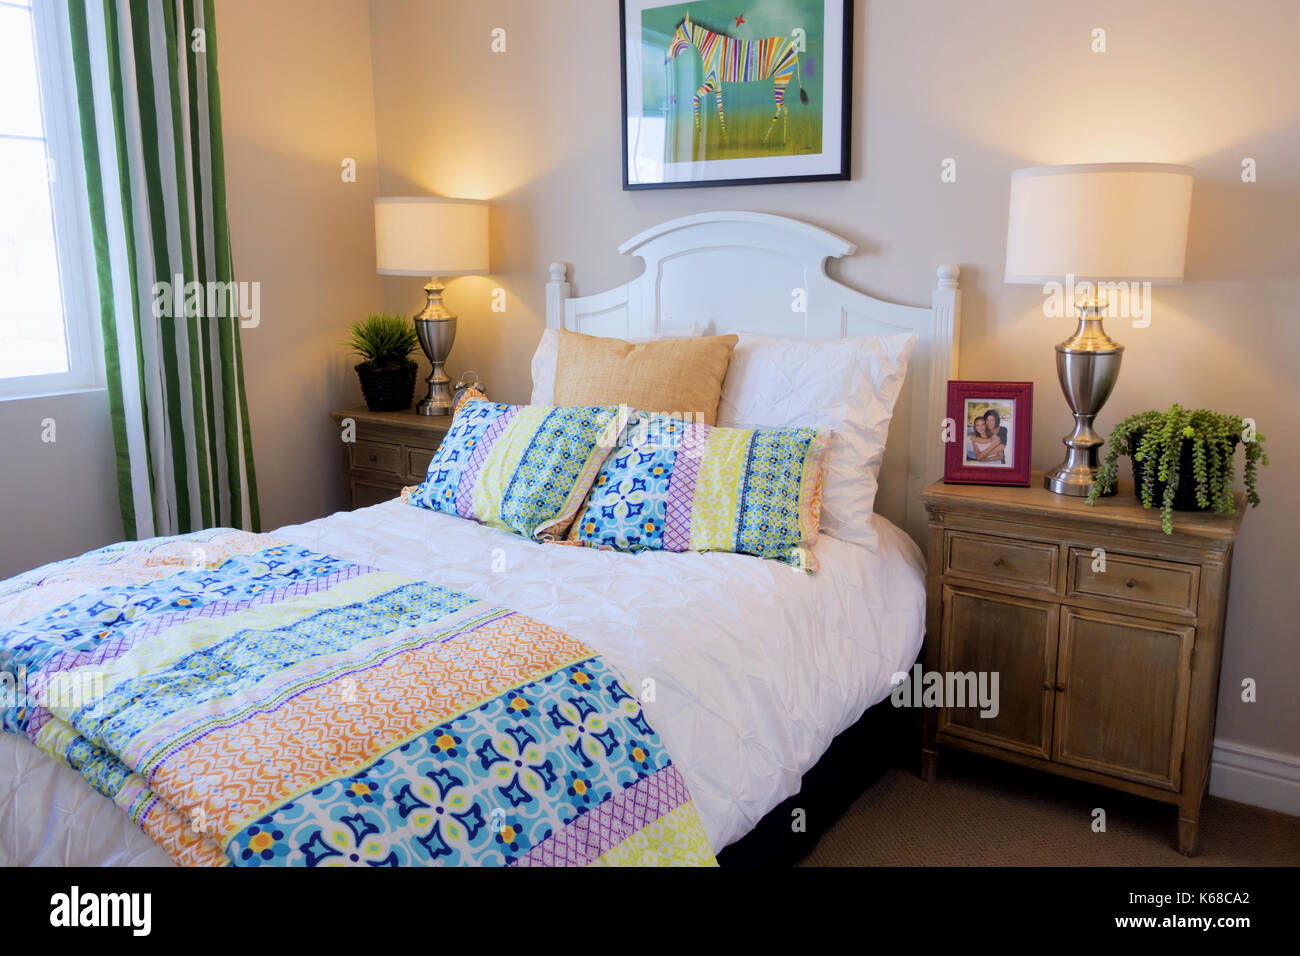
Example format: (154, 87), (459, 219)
(800, 751), (1300, 866)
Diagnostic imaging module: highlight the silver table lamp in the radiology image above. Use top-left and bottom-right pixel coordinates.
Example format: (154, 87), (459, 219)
(1004, 163), (1193, 496)
(374, 197), (489, 415)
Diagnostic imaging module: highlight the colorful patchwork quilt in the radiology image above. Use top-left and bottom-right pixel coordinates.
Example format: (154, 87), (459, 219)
(0, 531), (715, 867)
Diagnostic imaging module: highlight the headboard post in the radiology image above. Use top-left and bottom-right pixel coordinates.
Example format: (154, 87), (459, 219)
(545, 262), (570, 329)
(907, 265), (961, 538)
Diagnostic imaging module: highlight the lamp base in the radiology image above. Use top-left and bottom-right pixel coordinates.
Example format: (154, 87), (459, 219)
(416, 392), (452, 417)
(1046, 296), (1123, 497)
(1045, 462), (1112, 497)
(414, 278), (456, 417)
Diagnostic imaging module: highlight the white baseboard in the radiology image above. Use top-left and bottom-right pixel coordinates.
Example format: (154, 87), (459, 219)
(1210, 739), (1300, 817)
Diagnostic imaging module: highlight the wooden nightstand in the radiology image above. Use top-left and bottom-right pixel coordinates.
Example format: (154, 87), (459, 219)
(919, 473), (1245, 855)
(328, 407), (452, 509)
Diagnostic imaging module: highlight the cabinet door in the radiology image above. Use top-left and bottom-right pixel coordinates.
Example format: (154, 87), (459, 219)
(1052, 607), (1194, 790)
(939, 585), (1060, 758)
(350, 479), (402, 510)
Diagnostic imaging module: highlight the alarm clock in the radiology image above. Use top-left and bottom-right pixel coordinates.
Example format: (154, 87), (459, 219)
(452, 371), (486, 416)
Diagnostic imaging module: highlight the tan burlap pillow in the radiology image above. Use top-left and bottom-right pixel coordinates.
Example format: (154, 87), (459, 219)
(553, 330), (739, 425)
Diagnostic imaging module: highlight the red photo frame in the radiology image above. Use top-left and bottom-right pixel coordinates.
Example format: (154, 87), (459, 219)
(943, 381), (1034, 486)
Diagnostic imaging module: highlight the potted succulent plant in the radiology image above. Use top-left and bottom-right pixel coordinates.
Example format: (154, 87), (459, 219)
(1087, 404), (1268, 533)
(347, 313), (419, 412)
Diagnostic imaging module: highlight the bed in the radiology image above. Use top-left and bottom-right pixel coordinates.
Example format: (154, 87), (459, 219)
(0, 211), (961, 866)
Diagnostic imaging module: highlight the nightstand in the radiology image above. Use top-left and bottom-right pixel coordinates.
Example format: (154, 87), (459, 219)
(919, 473), (1245, 855)
(328, 407), (452, 509)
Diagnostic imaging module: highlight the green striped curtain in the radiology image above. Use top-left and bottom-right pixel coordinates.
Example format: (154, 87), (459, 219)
(66, 0), (258, 539)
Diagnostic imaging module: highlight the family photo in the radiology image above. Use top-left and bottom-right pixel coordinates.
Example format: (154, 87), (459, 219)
(963, 400), (1015, 467)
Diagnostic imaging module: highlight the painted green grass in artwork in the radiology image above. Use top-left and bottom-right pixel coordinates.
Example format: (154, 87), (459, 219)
(660, 66), (824, 163)
(687, 101), (823, 161)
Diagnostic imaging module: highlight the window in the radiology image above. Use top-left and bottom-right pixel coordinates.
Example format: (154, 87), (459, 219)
(0, 0), (100, 399)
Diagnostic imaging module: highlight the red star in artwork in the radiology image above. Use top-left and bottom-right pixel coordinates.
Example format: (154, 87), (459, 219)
(735, 14), (745, 26)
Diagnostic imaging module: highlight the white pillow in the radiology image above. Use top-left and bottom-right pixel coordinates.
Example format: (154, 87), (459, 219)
(529, 325), (702, 406)
(716, 331), (917, 552)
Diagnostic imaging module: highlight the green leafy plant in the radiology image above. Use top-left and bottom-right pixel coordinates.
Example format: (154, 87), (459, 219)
(1088, 404), (1268, 533)
(346, 313), (418, 369)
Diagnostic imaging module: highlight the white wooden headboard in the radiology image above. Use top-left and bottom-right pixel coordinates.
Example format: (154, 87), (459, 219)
(544, 211), (960, 545)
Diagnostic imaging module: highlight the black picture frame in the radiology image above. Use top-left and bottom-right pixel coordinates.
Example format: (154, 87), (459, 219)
(620, 0), (853, 190)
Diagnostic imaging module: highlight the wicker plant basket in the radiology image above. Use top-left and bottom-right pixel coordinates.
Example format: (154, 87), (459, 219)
(356, 360), (417, 412)
(1129, 432), (1240, 512)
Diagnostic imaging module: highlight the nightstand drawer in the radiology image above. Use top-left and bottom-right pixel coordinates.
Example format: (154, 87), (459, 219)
(943, 530), (1058, 592)
(405, 445), (440, 484)
(348, 439), (402, 477)
(331, 408), (451, 511)
(1067, 548), (1199, 616)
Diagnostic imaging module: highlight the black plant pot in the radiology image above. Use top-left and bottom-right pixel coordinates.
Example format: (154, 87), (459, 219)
(1128, 432), (1239, 512)
(356, 360), (416, 412)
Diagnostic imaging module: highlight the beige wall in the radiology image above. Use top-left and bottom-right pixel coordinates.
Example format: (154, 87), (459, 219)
(367, 0), (1300, 761)
(219, 0), (385, 530)
(0, 390), (123, 579)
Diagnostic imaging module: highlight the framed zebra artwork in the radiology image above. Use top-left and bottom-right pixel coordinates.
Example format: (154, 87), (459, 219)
(620, 0), (852, 189)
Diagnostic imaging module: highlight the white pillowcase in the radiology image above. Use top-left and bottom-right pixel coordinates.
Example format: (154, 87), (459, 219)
(529, 325), (702, 406)
(716, 331), (918, 552)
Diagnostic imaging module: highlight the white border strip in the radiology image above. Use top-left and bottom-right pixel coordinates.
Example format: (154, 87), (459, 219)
(84, 0), (155, 538)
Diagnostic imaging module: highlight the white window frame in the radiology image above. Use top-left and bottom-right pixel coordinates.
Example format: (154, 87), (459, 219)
(0, 0), (104, 401)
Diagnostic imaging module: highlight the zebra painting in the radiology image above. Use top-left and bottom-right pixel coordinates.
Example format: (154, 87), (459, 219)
(667, 11), (808, 145)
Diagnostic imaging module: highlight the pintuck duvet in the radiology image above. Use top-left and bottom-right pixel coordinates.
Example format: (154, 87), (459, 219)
(0, 530), (715, 867)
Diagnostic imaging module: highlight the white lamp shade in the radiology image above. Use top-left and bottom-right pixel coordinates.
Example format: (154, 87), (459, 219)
(374, 198), (489, 276)
(1004, 163), (1193, 284)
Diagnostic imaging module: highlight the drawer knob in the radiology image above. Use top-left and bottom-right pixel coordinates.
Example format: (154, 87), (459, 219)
(1125, 578), (1137, 589)
(368, 454), (378, 462)
(992, 557), (1005, 568)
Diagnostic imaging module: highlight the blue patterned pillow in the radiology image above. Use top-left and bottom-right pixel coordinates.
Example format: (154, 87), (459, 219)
(403, 400), (630, 540)
(567, 412), (828, 569)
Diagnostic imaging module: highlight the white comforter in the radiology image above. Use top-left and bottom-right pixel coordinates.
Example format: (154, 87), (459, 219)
(0, 499), (925, 865)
